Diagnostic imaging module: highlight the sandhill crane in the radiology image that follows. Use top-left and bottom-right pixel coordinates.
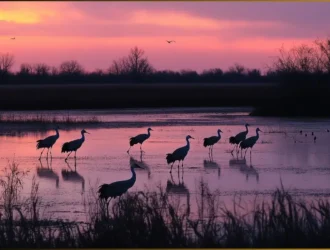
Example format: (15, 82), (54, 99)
(203, 129), (222, 156)
(36, 126), (60, 160)
(127, 128), (153, 154)
(166, 40), (175, 43)
(98, 163), (142, 215)
(166, 135), (194, 173)
(229, 124), (250, 155)
(61, 129), (89, 161)
(239, 128), (262, 158)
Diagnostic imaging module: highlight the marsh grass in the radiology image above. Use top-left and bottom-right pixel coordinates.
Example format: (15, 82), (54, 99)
(1, 160), (330, 247)
(0, 113), (100, 125)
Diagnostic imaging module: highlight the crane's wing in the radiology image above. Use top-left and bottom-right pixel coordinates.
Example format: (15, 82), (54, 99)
(235, 130), (247, 141)
(240, 136), (257, 149)
(134, 133), (148, 142)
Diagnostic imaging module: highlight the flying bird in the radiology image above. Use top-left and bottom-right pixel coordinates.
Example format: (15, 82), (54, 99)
(166, 135), (194, 173)
(239, 128), (262, 158)
(61, 129), (89, 161)
(36, 126), (60, 160)
(127, 128), (153, 154)
(229, 123), (250, 155)
(203, 129), (223, 156)
(166, 40), (176, 44)
(98, 163), (142, 215)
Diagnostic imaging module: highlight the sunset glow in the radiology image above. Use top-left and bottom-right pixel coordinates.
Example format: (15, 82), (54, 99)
(0, 1), (329, 72)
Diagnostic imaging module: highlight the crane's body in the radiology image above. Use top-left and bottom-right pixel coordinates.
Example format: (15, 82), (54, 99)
(229, 124), (250, 155)
(36, 127), (60, 159)
(239, 128), (262, 158)
(61, 129), (89, 161)
(98, 164), (142, 214)
(166, 135), (194, 173)
(203, 129), (222, 155)
(127, 128), (153, 153)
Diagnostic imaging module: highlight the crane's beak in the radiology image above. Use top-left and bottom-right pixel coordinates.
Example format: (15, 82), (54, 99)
(191, 137), (195, 139)
(259, 129), (263, 132)
(86, 131), (90, 134)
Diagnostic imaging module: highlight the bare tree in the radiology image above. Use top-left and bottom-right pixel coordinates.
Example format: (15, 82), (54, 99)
(18, 63), (33, 75)
(228, 63), (246, 75)
(109, 47), (154, 77)
(315, 38), (330, 73)
(59, 60), (84, 75)
(34, 63), (51, 76)
(0, 53), (14, 75)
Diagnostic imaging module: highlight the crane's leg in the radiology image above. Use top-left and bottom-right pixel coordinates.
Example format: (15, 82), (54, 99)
(50, 147), (53, 159)
(47, 148), (50, 159)
(170, 163), (174, 173)
(140, 145), (145, 154)
(178, 160), (180, 171)
(39, 148), (45, 160)
(74, 151), (77, 159)
(127, 146), (131, 154)
(65, 152), (72, 161)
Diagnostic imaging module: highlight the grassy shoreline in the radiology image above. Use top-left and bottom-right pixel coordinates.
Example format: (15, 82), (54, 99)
(1, 161), (330, 247)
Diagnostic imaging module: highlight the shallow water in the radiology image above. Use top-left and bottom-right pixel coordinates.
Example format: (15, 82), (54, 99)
(1, 107), (330, 221)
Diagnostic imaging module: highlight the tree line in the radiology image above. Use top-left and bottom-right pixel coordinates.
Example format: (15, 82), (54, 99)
(1, 38), (330, 84)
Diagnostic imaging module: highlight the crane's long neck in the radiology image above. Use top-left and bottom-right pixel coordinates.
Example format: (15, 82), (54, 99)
(217, 130), (221, 138)
(147, 129), (151, 138)
(245, 125), (249, 133)
(55, 129), (59, 138)
(186, 138), (190, 149)
(130, 167), (137, 184)
(256, 130), (260, 139)
(81, 132), (85, 142)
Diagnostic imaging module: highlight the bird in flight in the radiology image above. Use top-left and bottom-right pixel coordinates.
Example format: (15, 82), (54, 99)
(10, 37), (15, 40)
(166, 40), (175, 44)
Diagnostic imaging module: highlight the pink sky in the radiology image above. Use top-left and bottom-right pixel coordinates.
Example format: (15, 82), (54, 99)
(1, 1), (330, 73)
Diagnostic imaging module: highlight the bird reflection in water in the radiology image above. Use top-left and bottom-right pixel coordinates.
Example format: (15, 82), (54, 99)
(229, 157), (259, 182)
(203, 155), (221, 178)
(129, 152), (151, 179)
(61, 160), (85, 192)
(166, 172), (190, 216)
(36, 158), (59, 188)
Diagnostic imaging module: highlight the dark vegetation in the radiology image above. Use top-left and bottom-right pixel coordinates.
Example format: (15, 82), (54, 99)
(1, 39), (330, 116)
(2, 161), (330, 247)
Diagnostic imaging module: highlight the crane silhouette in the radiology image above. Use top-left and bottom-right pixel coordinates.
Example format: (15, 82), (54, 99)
(36, 126), (60, 160)
(98, 163), (142, 215)
(166, 135), (194, 173)
(127, 128), (153, 154)
(229, 123), (250, 155)
(166, 40), (175, 43)
(61, 129), (89, 161)
(239, 128), (262, 158)
(203, 129), (223, 156)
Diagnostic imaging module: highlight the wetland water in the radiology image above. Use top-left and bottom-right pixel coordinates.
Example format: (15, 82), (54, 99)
(1, 107), (330, 221)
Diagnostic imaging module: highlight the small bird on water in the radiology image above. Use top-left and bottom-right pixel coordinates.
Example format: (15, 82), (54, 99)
(314, 136), (317, 143)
